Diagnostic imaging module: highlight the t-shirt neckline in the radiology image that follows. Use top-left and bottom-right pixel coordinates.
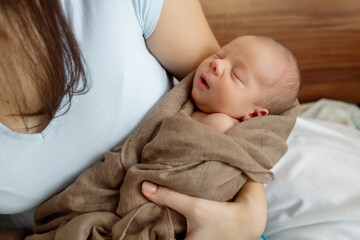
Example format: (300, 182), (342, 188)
(0, 97), (68, 141)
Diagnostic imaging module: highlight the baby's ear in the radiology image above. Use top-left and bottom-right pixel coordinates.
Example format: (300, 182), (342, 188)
(253, 107), (269, 117)
(257, 108), (269, 116)
(240, 107), (269, 121)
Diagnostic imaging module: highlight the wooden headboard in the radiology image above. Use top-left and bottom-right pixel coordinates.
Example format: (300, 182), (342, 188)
(200, 0), (360, 103)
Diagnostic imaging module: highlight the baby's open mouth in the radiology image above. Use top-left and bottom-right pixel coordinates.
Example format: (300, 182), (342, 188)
(200, 74), (209, 89)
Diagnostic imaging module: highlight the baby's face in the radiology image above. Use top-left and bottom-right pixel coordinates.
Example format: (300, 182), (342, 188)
(191, 36), (282, 119)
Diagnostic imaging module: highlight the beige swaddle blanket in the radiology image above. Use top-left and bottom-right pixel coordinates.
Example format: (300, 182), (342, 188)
(25, 72), (298, 240)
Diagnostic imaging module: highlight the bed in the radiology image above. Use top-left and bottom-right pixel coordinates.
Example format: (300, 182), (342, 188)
(199, 0), (360, 239)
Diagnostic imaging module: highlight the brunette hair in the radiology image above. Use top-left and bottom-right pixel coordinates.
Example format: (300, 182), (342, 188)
(0, 0), (88, 129)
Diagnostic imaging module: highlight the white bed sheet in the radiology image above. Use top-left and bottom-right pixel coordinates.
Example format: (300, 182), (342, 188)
(264, 104), (360, 239)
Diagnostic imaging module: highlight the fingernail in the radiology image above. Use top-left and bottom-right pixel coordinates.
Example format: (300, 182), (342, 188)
(142, 181), (158, 194)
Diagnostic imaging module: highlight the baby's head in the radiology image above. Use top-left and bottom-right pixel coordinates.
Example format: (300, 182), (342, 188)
(191, 35), (301, 120)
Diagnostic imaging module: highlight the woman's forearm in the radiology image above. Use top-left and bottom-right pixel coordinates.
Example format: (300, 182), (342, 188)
(234, 179), (268, 238)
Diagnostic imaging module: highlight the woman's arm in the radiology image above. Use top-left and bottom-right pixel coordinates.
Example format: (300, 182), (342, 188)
(146, 0), (220, 80)
(233, 179), (268, 237)
(142, 179), (267, 240)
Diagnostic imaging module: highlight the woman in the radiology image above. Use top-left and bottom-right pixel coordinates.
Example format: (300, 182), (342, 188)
(0, 0), (266, 239)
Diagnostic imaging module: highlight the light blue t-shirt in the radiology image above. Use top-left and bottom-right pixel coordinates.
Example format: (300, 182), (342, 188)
(0, 0), (170, 229)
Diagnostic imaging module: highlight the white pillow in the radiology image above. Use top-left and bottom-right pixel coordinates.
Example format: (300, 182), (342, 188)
(264, 117), (360, 240)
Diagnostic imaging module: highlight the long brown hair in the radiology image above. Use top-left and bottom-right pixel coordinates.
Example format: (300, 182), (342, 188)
(0, 0), (89, 129)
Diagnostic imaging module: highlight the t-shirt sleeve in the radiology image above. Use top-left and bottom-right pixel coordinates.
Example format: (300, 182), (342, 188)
(131, 0), (164, 39)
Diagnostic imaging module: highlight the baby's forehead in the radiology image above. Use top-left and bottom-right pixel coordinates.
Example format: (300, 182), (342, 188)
(225, 36), (287, 62)
(230, 35), (275, 48)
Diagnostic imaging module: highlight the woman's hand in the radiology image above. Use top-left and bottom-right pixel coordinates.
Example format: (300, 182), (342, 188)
(142, 179), (267, 240)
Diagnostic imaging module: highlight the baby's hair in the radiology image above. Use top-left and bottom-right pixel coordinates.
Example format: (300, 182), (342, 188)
(254, 36), (301, 115)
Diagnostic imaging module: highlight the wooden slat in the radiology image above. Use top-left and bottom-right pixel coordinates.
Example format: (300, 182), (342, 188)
(200, 0), (360, 103)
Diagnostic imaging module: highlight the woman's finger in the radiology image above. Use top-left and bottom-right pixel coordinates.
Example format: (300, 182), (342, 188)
(142, 181), (199, 218)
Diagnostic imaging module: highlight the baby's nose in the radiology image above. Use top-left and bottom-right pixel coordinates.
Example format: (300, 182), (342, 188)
(210, 60), (224, 76)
